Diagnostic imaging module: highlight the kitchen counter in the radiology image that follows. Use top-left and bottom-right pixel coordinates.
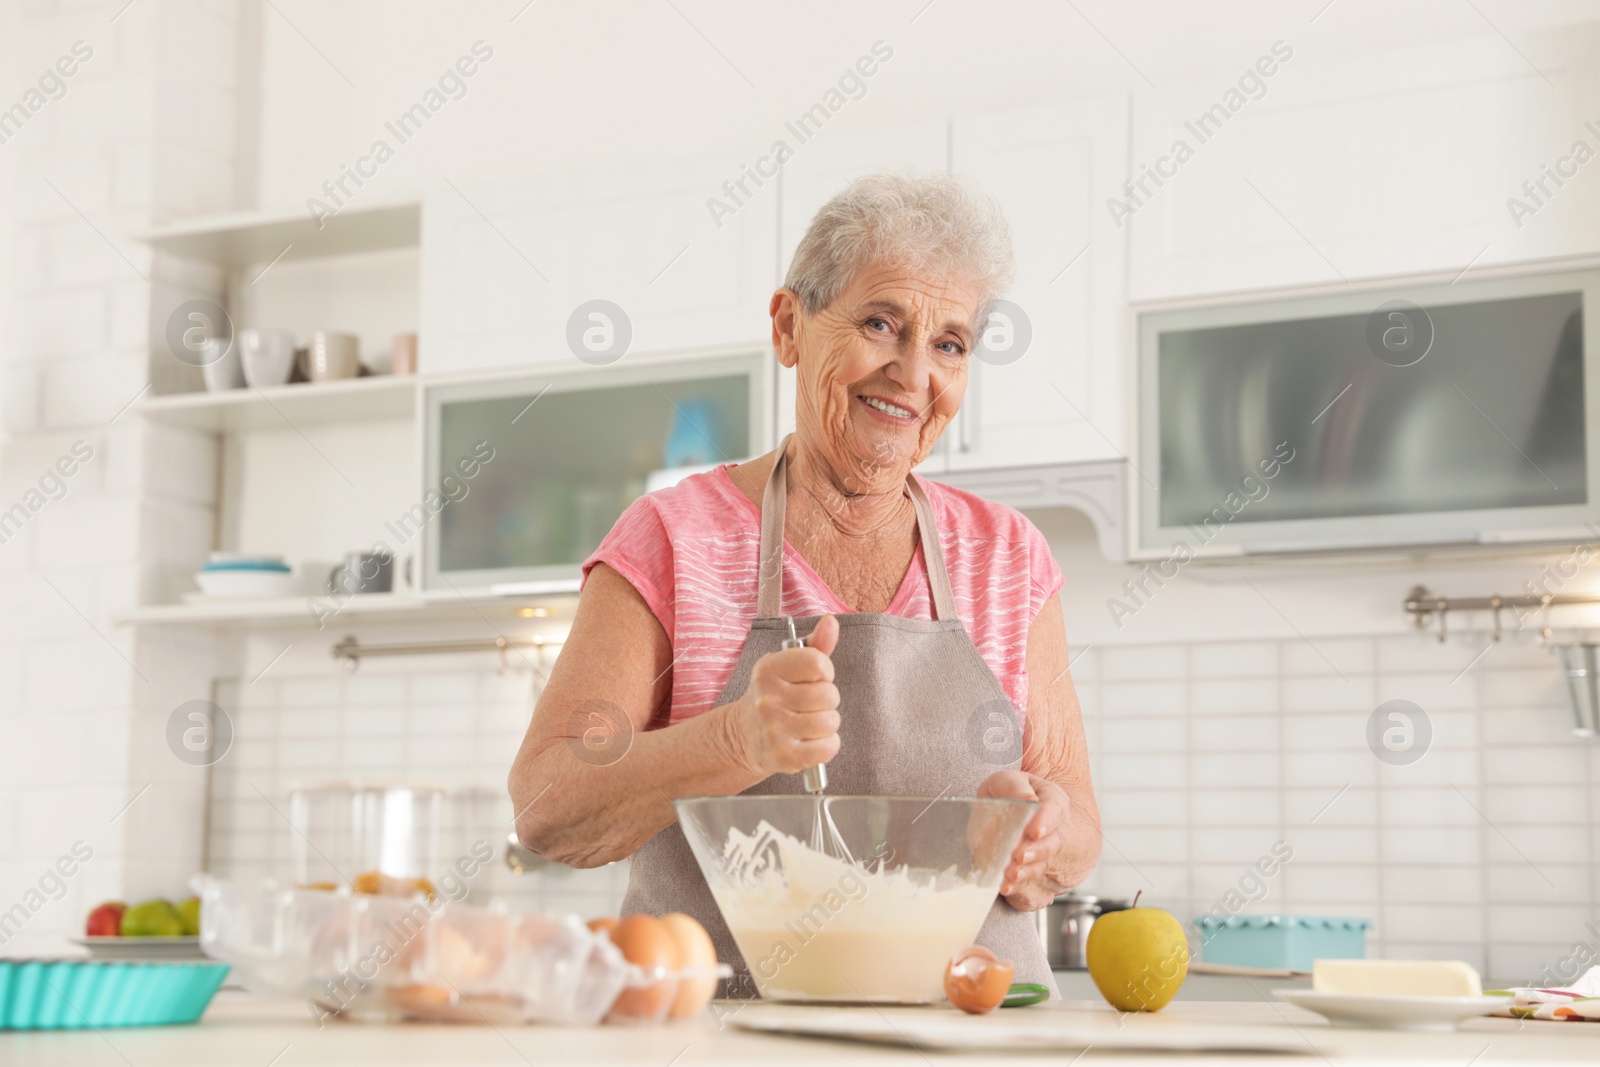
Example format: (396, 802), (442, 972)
(5, 991), (1600, 1066)
(1053, 968), (1313, 1001)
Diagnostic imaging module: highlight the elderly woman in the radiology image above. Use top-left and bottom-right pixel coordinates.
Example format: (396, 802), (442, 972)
(510, 172), (1099, 995)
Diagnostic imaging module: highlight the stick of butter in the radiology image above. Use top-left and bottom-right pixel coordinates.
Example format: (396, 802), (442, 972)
(1313, 960), (1482, 997)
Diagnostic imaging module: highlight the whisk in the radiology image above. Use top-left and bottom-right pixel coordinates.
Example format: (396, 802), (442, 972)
(783, 617), (855, 864)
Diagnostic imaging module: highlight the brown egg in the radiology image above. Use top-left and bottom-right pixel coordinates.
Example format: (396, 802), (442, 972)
(387, 982), (453, 1015)
(431, 924), (497, 983)
(587, 916), (620, 936)
(660, 912), (716, 1018)
(607, 914), (682, 1021)
(944, 945), (1015, 1015)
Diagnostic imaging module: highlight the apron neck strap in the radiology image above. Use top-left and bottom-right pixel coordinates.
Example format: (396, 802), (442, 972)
(757, 433), (957, 621)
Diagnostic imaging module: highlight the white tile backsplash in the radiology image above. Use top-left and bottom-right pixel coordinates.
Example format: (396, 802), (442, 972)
(204, 661), (629, 918)
(1384, 904), (1486, 943)
(1382, 865), (1483, 904)
(1294, 828), (1381, 865)
(1190, 641), (1279, 678)
(1100, 680), (1186, 716)
(1070, 631), (1600, 980)
(1281, 677), (1375, 714)
(1101, 644), (1187, 680)
(1190, 679), (1278, 716)
(196, 626), (1600, 981)
(1189, 716), (1278, 751)
(1282, 637), (1376, 677)
(1486, 865), (1591, 906)
(1379, 827), (1482, 865)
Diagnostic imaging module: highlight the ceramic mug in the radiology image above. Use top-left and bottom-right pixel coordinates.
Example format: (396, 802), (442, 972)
(309, 332), (361, 381)
(240, 329), (297, 388)
(392, 333), (418, 376)
(326, 551), (393, 596)
(200, 336), (245, 391)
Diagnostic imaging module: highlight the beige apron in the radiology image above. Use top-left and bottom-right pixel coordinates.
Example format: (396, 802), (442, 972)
(621, 435), (1057, 998)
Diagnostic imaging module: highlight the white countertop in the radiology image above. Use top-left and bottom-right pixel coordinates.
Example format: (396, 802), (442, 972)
(5, 991), (1600, 1066)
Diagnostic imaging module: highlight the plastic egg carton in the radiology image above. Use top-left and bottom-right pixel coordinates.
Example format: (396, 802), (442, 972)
(604, 960), (730, 1026)
(192, 875), (647, 1025)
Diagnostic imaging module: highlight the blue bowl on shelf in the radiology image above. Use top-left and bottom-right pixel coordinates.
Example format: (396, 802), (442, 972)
(0, 959), (229, 1030)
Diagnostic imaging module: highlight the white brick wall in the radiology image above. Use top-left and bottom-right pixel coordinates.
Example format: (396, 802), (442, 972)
(0, 0), (239, 954)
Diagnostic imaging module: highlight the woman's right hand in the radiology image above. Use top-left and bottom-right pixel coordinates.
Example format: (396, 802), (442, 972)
(723, 614), (842, 776)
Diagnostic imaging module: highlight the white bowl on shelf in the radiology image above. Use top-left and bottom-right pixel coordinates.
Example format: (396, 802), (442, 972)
(193, 571), (299, 599)
(240, 329), (297, 388)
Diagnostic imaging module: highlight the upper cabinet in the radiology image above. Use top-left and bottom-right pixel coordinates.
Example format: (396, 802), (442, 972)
(1126, 33), (1600, 301)
(948, 95), (1130, 470)
(420, 154), (778, 374)
(421, 102), (1131, 471)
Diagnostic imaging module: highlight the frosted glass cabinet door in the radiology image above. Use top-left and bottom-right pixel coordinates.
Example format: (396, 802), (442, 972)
(423, 353), (767, 589)
(948, 96), (1129, 471)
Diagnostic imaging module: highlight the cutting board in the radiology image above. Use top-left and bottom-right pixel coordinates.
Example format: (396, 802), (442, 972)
(728, 1003), (1310, 1054)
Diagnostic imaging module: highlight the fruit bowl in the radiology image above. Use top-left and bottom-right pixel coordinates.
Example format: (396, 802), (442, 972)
(73, 936), (204, 961)
(674, 795), (1035, 1004)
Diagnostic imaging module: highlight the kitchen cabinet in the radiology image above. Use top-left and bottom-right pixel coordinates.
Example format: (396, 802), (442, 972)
(1125, 33), (1600, 301)
(948, 96), (1130, 470)
(420, 154), (777, 374)
(422, 350), (769, 591)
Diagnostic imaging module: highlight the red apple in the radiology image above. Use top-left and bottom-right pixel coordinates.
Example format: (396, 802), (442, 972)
(85, 902), (126, 937)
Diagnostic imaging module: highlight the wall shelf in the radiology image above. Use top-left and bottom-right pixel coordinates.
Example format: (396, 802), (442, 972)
(132, 201), (420, 266)
(138, 376), (418, 432)
(114, 589), (580, 630)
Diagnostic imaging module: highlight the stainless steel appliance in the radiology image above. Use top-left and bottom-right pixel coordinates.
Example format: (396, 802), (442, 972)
(1043, 894), (1131, 969)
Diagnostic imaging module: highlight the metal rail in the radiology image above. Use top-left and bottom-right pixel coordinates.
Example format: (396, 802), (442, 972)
(1403, 584), (1600, 642)
(330, 633), (563, 671)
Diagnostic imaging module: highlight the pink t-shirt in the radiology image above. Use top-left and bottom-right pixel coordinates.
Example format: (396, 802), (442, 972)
(580, 465), (1064, 728)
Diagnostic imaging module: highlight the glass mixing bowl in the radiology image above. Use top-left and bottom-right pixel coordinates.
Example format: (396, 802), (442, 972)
(675, 795), (1036, 1004)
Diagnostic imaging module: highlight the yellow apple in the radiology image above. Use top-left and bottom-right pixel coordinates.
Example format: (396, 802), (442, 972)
(1085, 900), (1190, 1012)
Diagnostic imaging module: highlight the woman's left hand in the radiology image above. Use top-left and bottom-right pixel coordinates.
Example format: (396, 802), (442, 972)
(978, 770), (1071, 912)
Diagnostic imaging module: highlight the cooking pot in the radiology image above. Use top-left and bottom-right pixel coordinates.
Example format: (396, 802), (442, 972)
(1044, 894), (1130, 969)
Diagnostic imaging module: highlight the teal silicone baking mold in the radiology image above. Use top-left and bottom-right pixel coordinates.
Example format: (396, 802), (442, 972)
(0, 959), (229, 1030)
(1192, 914), (1372, 972)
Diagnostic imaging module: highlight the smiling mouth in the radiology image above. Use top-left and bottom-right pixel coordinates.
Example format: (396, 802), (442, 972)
(857, 394), (917, 421)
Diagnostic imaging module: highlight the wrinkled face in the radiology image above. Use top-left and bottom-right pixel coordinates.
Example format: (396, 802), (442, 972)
(773, 260), (981, 493)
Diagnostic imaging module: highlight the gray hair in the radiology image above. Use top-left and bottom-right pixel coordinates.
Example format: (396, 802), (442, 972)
(783, 172), (1014, 322)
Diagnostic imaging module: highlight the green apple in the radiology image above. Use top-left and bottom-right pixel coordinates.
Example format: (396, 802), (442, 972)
(1085, 895), (1190, 1012)
(176, 896), (201, 936)
(120, 899), (185, 937)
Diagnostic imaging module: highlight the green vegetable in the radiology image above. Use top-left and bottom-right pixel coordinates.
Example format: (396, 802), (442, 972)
(1000, 982), (1050, 1008)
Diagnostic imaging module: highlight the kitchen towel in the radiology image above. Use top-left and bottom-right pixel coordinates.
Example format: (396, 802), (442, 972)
(1488, 965), (1600, 1021)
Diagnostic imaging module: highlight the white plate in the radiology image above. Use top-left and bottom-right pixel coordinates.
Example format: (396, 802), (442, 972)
(1274, 989), (1507, 1031)
(194, 570), (299, 598)
(73, 936), (207, 960)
